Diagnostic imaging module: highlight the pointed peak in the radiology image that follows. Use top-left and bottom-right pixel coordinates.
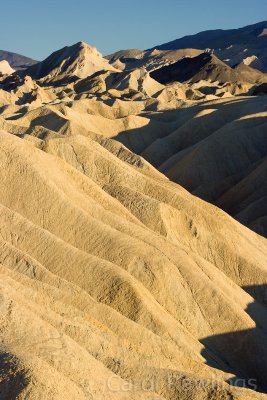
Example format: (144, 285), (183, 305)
(0, 59), (15, 75)
(73, 41), (97, 51)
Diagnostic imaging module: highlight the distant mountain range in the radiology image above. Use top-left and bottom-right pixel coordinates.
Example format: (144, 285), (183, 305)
(0, 49), (38, 70)
(2, 21), (267, 73)
(150, 21), (267, 72)
(151, 21), (267, 50)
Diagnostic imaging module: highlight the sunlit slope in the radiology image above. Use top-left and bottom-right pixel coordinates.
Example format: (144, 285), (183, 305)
(0, 128), (267, 399)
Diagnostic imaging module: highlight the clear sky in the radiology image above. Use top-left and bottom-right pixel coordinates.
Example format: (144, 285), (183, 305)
(1, 0), (267, 60)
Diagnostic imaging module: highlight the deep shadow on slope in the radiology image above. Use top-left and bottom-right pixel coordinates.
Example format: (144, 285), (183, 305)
(162, 115), (267, 198)
(0, 352), (29, 400)
(200, 285), (267, 394)
(114, 97), (267, 236)
(149, 53), (241, 85)
(115, 97), (266, 161)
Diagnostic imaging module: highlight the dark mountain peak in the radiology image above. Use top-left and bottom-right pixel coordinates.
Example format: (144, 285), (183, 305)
(151, 21), (267, 51)
(150, 51), (267, 85)
(150, 52), (233, 84)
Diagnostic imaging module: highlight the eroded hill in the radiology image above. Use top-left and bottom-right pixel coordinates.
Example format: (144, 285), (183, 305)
(0, 39), (267, 400)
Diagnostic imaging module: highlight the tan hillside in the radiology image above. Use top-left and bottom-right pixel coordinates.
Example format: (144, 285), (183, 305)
(0, 39), (267, 399)
(22, 42), (118, 83)
(134, 96), (267, 237)
(107, 48), (203, 72)
(0, 106), (267, 399)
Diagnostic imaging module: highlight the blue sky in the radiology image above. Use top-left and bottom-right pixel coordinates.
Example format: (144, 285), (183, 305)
(1, 0), (267, 60)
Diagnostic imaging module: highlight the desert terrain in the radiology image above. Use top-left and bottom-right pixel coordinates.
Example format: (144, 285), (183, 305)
(0, 21), (267, 400)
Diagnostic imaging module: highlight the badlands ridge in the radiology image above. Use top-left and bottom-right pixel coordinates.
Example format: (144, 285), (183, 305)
(0, 33), (267, 400)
